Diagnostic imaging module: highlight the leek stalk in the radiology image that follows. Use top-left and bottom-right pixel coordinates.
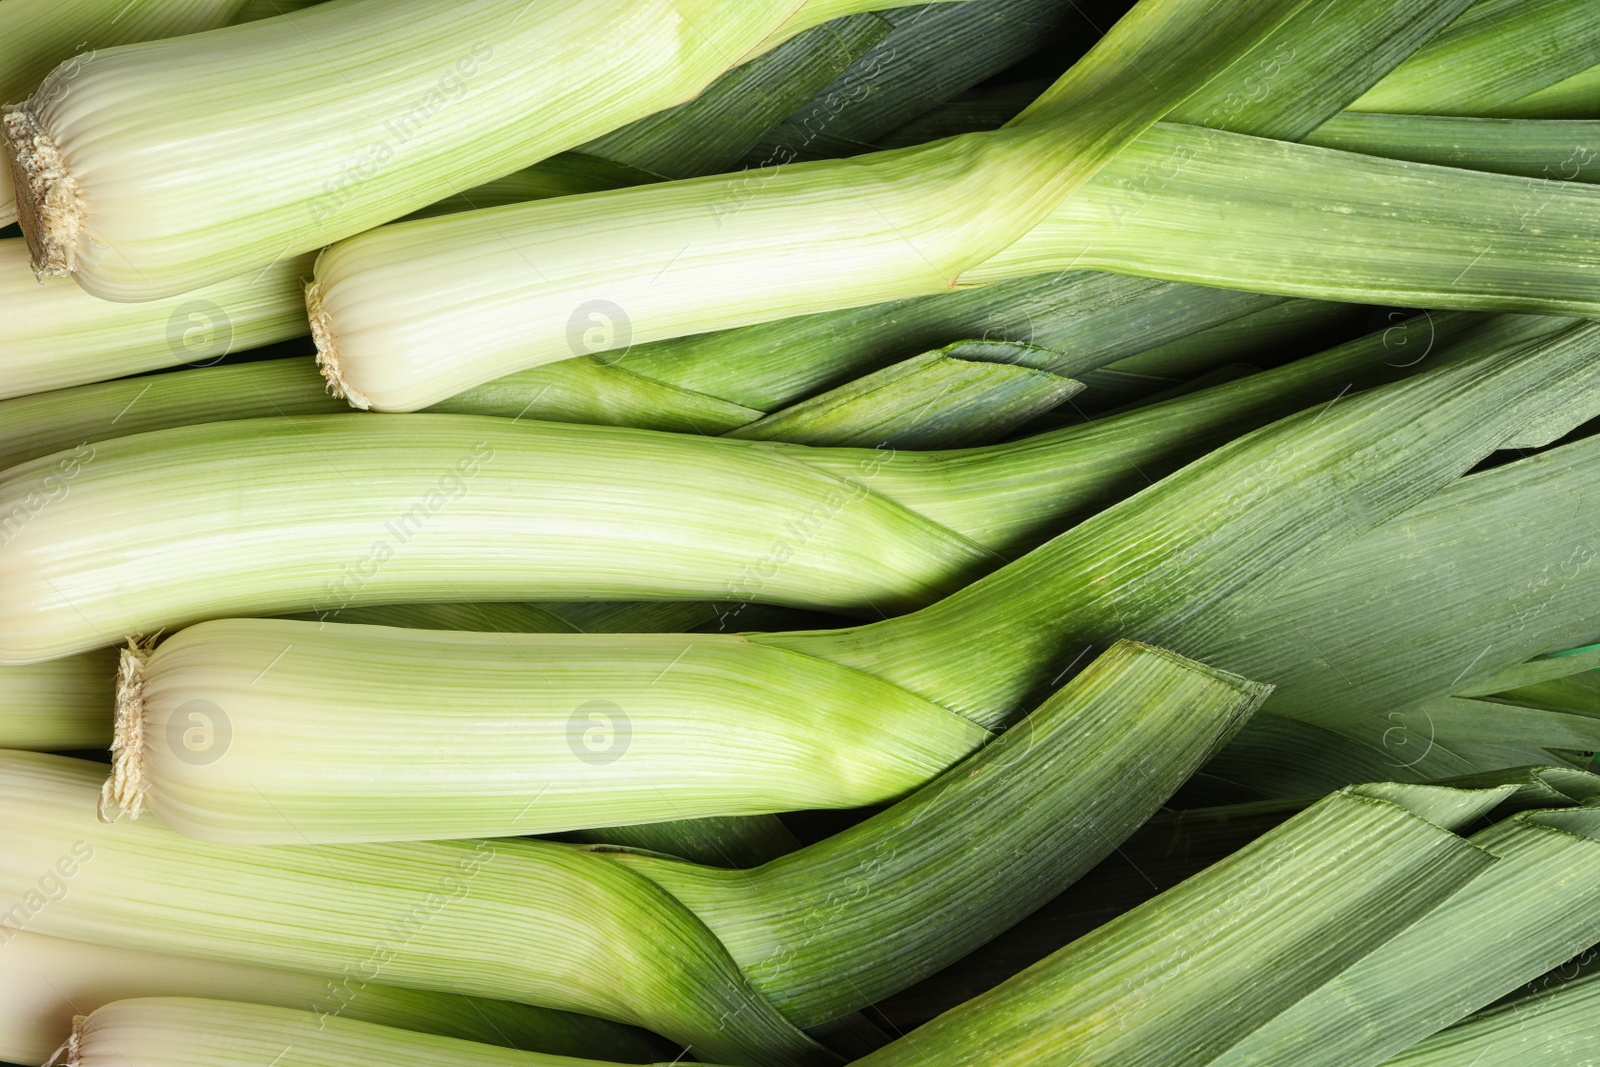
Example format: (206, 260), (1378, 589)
(47, 783), (1515, 1067)
(0, 240), (312, 401)
(0, 0), (255, 226)
(0, 930), (669, 1066)
(304, 0), (1474, 410)
(2, 310), (1566, 664)
(1305, 113), (1600, 181)
(1, 0), (949, 301)
(0, 641), (1262, 1051)
(0, 752), (826, 1067)
(81, 319), (1595, 838)
(60, 1000), (669, 1067)
(968, 122), (1600, 311)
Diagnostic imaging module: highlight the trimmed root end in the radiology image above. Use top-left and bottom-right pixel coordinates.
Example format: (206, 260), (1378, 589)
(45, 1015), (86, 1067)
(306, 278), (372, 410)
(100, 636), (157, 822)
(1, 102), (84, 279)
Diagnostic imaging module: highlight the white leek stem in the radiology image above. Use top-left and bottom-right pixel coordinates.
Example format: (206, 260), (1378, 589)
(105, 618), (986, 841)
(0, 930), (667, 1065)
(1, 0), (938, 301)
(0, 239), (312, 401)
(0, 0), (252, 226)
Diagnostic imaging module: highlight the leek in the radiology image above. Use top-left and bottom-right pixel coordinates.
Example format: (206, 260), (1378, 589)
(0, 752), (826, 1067)
(107, 619), (993, 839)
(0, 412), (1000, 664)
(59, 1000), (657, 1067)
(0, 0), (255, 226)
(1349, 0), (1600, 116)
(47, 783), (1512, 1067)
(2, 310), (1565, 663)
(0, 240), (312, 401)
(309, 0), (1472, 410)
(0, 929), (669, 1066)
(965, 122), (1600, 310)
(0, 647), (116, 751)
(1, 0), (948, 301)
(0, 641), (1262, 1051)
(852, 783), (1511, 1066)
(81, 319), (1593, 837)
(1305, 113), (1600, 181)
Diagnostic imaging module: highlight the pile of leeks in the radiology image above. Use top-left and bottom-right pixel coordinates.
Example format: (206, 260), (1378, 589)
(4, 0), (1600, 1065)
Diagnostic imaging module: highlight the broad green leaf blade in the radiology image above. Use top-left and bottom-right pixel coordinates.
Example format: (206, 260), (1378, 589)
(1495, 61), (1600, 120)
(1351, 0), (1600, 116)
(579, 15), (894, 179)
(772, 0), (1085, 147)
(1382, 959), (1600, 1066)
(614, 272), (1277, 410)
(852, 785), (1503, 1067)
(977, 122), (1600, 316)
(874, 796), (1306, 1031)
(1218, 806), (1600, 1067)
(1103, 299), (1370, 381)
(1164, 0), (1476, 140)
(1198, 426), (1600, 734)
(1306, 114), (1600, 183)
(763, 320), (1600, 726)
(723, 342), (1082, 447)
(1456, 646), (1600, 698)
(603, 641), (1270, 1025)
(1192, 713), (1463, 802)
(873, 80), (1044, 150)
(1496, 670), (1600, 716)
